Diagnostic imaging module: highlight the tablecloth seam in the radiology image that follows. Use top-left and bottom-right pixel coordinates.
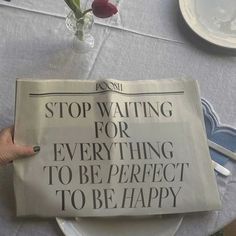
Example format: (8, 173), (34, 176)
(13, 222), (23, 236)
(95, 22), (185, 44)
(209, 173), (233, 234)
(86, 27), (112, 80)
(173, 216), (184, 236)
(0, 2), (65, 20)
(0, 2), (185, 45)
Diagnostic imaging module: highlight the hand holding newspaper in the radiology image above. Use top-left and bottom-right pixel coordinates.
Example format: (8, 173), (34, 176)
(14, 79), (221, 217)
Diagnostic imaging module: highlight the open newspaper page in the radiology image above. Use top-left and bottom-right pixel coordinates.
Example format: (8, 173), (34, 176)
(14, 79), (221, 217)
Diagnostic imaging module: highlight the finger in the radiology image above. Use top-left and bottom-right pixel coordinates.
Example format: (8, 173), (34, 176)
(9, 126), (14, 138)
(11, 145), (40, 159)
(0, 145), (40, 165)
(0, 127), (14, 144)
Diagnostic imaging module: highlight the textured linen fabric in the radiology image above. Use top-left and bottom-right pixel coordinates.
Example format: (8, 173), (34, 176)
(0, 0), (235, 235)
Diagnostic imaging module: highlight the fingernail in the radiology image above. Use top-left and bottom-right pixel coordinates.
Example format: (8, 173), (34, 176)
(33, 146), (40, 153)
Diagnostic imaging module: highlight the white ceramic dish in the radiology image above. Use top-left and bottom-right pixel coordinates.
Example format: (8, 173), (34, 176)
(56, 215), (183, 236)
(179, 0), (236, 48)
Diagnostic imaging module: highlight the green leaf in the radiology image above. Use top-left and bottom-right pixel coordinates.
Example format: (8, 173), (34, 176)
(64, 0), (82, 18)
(64, 0), (77, 12)
(72, 0), (80, 9)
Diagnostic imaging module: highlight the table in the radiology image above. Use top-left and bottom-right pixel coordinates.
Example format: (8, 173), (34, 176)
(0, 0), (235, 235)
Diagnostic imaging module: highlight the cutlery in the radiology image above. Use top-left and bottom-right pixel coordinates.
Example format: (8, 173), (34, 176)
(208, 140), (236, 161)
(212, 160), (231, 177)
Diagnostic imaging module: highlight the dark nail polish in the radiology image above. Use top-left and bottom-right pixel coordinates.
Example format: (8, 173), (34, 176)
(33, 146), (40, 153)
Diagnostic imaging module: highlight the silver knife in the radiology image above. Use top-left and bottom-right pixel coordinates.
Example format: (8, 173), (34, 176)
(212, 160), (231, 176)
(208, 140), (236, 161)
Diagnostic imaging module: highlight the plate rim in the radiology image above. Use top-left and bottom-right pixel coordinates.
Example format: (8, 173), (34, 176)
(56, 217), (66, 236)
(179, 0), (236, 49)
(56, 216), (184, 236)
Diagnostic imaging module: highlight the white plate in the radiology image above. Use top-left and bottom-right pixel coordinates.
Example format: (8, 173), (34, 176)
(179, 0), (236, 48)
(56, 215), (183, 236)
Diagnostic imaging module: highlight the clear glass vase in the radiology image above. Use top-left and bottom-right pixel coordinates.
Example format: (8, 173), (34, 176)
(65, 11), (95, 53)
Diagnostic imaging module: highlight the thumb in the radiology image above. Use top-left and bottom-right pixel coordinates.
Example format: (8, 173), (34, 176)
(0, 145), (40, 165)
(12, 145), (40, 159)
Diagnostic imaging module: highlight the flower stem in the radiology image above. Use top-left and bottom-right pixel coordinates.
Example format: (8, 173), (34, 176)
(82, 8), (92, 17)
(74, 9), (83, 20)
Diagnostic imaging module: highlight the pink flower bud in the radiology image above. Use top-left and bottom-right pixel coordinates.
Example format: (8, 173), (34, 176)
(92, 0), (118, 18)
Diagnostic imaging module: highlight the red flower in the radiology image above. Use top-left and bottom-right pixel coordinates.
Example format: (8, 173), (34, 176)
(92, 0), (118, 18)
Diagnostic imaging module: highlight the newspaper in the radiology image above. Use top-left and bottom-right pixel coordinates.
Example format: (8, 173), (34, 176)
(14, 79), (221, 217)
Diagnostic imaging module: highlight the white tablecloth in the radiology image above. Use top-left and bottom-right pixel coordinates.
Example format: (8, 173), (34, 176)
(0, 0), (235, 235)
